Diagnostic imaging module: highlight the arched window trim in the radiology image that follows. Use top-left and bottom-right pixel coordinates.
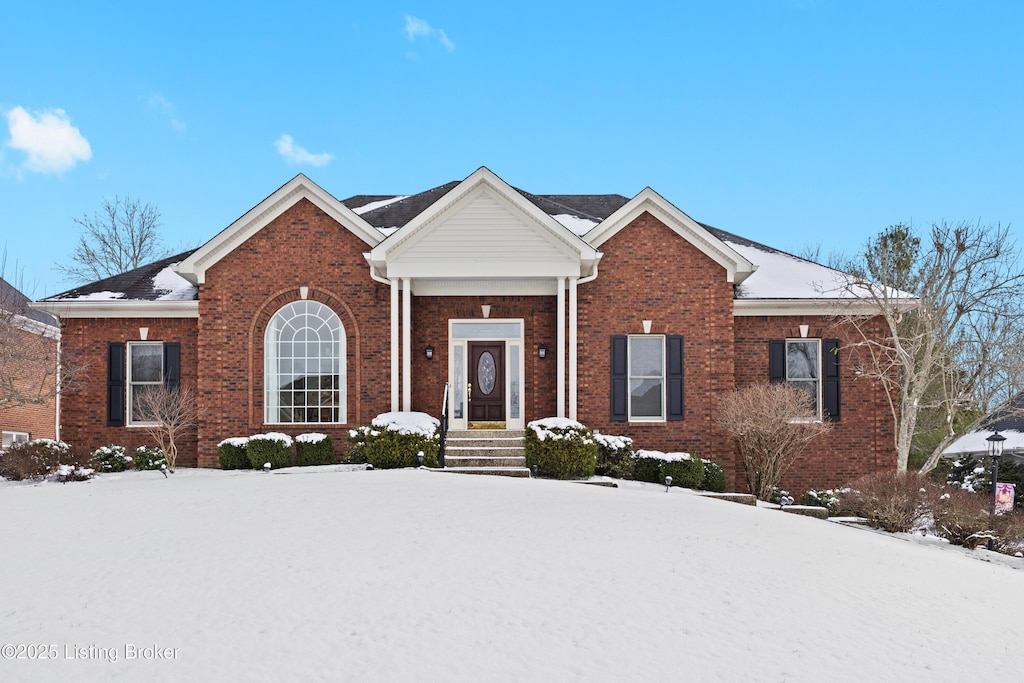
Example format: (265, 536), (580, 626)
(264, 300), (346, 425)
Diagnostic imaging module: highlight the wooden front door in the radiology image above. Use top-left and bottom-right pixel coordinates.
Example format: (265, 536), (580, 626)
(469, 342), (505, 423)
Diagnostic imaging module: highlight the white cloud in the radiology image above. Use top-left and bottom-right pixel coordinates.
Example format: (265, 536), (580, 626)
(403, 15), (455, 52)
(274, 134), (333, 167)
(146, 93), (186, 132)
(4, 106), (92, 174)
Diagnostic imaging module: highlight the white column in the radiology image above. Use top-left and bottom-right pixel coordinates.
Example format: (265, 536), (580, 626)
(556, 276), (566, 418)
(568, 277), (578, 421)
(402, 277), (412, 412)
(390, 278), (399, 412)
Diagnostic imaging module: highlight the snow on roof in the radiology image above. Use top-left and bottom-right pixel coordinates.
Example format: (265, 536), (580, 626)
(57, 290), (127, 301)
(726, 240), (856, 300)
(943, 430), (1024, 458)
(352, 196), (410, 215)
(552, 214), (599, 236)
(152, 266), (199, 301)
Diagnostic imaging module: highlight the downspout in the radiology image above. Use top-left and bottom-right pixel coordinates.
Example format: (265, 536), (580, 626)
(54, 319), (61, 442)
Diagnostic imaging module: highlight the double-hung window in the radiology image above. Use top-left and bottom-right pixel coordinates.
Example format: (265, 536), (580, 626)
(128, 342), (164, 425)
(611, 335), (685, 422)
(770, 338), (840, 421)
(785, 339), (821, 419)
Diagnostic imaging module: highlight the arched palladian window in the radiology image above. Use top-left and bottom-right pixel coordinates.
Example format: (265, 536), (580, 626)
(264, 300), (345, 424)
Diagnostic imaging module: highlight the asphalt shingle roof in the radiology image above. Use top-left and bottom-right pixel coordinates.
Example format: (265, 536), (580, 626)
(1, 276), (57, 327)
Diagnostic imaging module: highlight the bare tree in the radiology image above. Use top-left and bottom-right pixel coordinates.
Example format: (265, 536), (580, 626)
(135, 382), (198, 473)
(834, 221), (1024, 473)
(716, 383), (833, 500)
(57, 195), (169, 283)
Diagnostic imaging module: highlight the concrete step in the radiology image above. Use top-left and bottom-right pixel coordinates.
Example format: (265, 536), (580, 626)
(447, 429), (526, 439)
(445, 445), (526, 458)
(444, 455), (527, 468)
(437, 467), (532, 478)
(446, 437), (526, 449)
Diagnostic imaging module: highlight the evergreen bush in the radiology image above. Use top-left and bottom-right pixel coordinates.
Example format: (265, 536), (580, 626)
(345, 426), (371, 464)
(247, 433), (294, 470)
(296, 433), (335, 466)
(525, 418), (597, 479)
(701, 459), (727, 493)
(217, 438), (251, 469)
(593, 432), (634, 478)
(632, 451), (664, 484)
(92, 444), (132, 472)
(134, 446), (167, 470)
(799, 488), (846, 516)
(364, 412), (440, 469)
(662, 454), (704, 489)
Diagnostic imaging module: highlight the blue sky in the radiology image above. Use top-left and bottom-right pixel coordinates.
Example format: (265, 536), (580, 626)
(2, 1), (1022, 297)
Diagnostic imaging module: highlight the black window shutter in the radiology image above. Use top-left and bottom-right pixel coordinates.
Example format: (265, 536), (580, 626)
(164, 342), (181, 391)
(610, 336), (628, 421)
(666, 335), (684, 421)
(107, 342), (125, 427)
(769, 340), (786, 383)
(823, 339), (840, 421)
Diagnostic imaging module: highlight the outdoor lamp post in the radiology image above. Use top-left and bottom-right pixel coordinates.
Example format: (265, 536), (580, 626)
(986, 431), (1006, 550)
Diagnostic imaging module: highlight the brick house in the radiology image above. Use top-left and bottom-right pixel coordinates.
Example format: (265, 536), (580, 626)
(1, 276), (58, 448)
(35, 167), (899, 491)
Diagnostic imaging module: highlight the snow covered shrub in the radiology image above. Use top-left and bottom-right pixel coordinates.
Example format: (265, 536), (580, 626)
(842, 471), (937, 533)
(593, 432), (634, 478)
(365, 412), (440, 469)
(944, 455), (990, 493)
(217, 438), (251, 469)
(247, 433), (294, 470)
(632, 451), (665, 484)
(525, 418), (597, 479)
(344, 426), (371, 464)
(799, 488), (846, 516)
(0, 439), (76, 481)
(133, 446), (167, 470)
(931, 487), (995, 549)
(701, 459), (727, 493)
(296, 433), (335, 466)
(661, 452), (704, 489)
(92, 444), (132, 472)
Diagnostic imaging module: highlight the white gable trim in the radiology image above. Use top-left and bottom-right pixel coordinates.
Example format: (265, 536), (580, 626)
(367, 167), (601, 279)
(176, 174), (381, 285)
(585, 188), (756, 285)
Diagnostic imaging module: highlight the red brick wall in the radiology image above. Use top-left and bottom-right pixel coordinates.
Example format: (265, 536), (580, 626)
(0, 323), (57, 442)
(410, 295), (557, 420)
(195, 198), (391, 466)
(58, 317), (198, 464)
(734, 314), (897, 493)
(576, 211), (741, 484)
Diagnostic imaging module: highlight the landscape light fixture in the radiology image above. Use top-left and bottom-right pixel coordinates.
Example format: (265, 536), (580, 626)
(425, 345), (434, 360)
(263, 462), (271, 473)
(987, 431), (1006, 550)
(665, 475), (672, 492)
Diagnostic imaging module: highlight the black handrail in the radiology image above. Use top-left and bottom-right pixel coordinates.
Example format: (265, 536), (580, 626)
(438, 381), (449, 468)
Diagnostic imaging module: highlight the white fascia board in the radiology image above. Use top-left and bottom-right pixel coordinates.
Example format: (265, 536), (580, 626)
(368, 166), (600, 276)
(386, 260), (582, 279)
(8, 311), (60, 339)
(175, 174), (381, 285)
(31, 301), (199, 319)
(733, 299), (891, 317)
(586, 188), (756, 284)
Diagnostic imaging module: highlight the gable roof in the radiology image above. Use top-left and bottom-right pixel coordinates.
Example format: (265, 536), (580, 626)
(943, 392), (1024, 461)
(366, 167), (602, 282)
(33, 168), (909, 316)
(175, 174), (381, 285)
(1, 276), (57, 329)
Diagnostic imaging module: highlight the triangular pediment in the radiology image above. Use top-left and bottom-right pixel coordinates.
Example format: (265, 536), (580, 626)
(176, 174), (381, 285)
(368, 167), (601, 281)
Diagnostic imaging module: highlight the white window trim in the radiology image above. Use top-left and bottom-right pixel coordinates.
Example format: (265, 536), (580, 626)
(127, 341), (163, 427)
(628, 334), (666, 423)
(264, 301), (347, 426)
(785, 338), (823, 421)
(2, 431), (30, 449)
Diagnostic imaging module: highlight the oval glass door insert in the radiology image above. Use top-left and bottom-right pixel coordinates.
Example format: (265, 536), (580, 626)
(477, 352), (496, 395)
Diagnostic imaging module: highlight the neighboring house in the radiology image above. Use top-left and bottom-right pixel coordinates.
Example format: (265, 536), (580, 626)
(34, 167), (901, 491)
(942, 392), (1024, 465)
(1, 276), (58, 448)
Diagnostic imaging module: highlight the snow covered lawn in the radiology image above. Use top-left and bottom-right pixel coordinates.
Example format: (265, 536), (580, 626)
(2, 467), (1023, 681)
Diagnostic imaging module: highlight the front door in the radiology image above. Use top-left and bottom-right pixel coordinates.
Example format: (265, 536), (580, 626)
(469, 342), (505, 424)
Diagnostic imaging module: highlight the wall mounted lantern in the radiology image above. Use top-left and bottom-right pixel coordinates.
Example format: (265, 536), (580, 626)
(425, 345), (435, 360)
(538, 344), (547, 359)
